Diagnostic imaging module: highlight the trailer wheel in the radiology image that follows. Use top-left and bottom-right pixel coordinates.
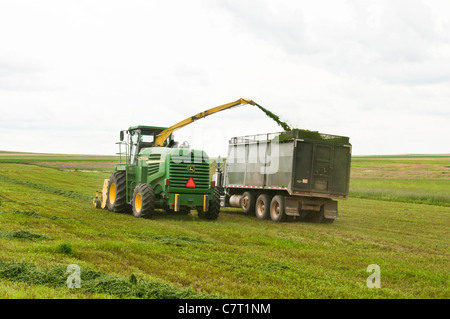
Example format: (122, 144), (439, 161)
(132, 184), (154, 219)
(240, 192), (255, 214)
(270, 195), (286, 222)
(255, 194), (271, 220)
(106, 171), (127, 213)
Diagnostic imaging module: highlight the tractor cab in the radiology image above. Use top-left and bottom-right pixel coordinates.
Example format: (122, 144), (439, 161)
(120, 125), (175, 165)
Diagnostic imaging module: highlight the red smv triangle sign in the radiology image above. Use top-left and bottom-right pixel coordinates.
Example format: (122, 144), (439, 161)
(186, 177), (196, 188)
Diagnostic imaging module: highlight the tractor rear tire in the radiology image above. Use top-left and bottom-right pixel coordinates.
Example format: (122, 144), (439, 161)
(132, 184), (155, 219)
(198, 188), (220, 220)
(106, 171), (127, 213)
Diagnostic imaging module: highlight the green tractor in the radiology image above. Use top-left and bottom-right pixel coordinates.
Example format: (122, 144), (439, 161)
(94, 125), (220, 219)
(93, 99), (259, 220)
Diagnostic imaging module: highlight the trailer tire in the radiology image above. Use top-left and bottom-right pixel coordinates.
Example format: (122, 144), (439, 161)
(132, 184), (154, 219)
(240, 191), (255, 214)
(255, 194), (271, 220)
(270, 195), (286, 222)
(106, 171), (127, 213)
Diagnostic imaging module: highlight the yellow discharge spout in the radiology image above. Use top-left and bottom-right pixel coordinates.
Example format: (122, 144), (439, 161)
(154, 98), (257, 147)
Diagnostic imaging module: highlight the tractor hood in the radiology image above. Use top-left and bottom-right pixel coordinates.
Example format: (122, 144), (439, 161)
(137, 147), (209, 166)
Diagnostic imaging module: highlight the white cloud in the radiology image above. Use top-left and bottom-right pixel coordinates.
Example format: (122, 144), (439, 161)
(0, 0), (449, 156)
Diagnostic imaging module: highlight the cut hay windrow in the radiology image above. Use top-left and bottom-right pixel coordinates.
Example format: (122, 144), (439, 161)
(0, 260), (221, 299)
(0, 174), (91, 201)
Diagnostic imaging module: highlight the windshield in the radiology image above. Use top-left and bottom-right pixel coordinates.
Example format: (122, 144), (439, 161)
(128, 129), (175, 165)
(141, 135), (154, 143)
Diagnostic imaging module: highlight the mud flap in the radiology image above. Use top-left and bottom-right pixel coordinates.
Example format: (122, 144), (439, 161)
(285, 197), (300, 216)
(324, 200), (338, 219)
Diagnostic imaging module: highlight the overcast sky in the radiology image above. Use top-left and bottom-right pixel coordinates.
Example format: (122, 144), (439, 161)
(1, 0), (449, 157)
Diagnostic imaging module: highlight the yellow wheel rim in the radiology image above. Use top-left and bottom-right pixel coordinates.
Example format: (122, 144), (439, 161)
(109, 183), (116, 204)
(135, 193), (142, 213)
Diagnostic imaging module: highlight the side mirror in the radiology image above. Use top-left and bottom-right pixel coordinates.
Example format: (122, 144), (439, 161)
(120, 131), (124, 141)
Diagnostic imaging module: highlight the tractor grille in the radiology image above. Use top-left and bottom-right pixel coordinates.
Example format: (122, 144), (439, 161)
(169, 156), (210, 189)
(147, 153), (161, 175)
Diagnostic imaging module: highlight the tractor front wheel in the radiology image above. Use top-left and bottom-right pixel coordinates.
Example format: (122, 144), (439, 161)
(106, 171), (127, 212)
(132, 184), (155, 219)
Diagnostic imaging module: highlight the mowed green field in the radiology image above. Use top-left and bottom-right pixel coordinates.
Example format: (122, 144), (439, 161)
(0, 151), (449, 299)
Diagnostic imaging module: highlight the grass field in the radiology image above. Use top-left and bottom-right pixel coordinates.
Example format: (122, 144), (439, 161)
(0, 151), (449, 299)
